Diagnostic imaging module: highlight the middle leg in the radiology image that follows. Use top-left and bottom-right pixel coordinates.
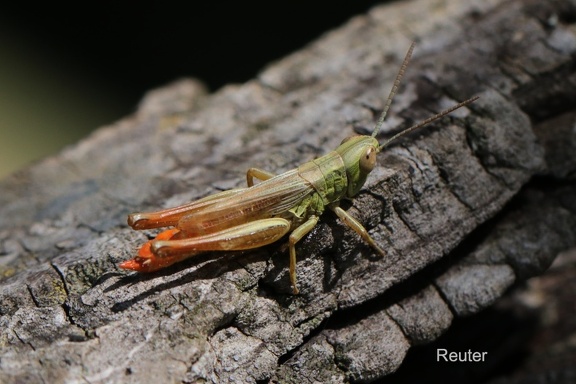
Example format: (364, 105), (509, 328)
(246, 168), (276, 187)
(288, 215), (319, 294)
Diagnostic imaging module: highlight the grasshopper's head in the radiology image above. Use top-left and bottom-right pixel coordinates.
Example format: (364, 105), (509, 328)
(336, 135), (380, 197)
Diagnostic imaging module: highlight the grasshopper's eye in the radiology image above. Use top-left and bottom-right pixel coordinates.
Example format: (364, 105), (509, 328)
(359, 146), (377, 173)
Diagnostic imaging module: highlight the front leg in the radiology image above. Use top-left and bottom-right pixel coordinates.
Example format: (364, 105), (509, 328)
(330, 204), (386, 257)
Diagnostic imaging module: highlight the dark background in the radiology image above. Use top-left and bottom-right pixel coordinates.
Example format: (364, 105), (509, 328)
(0, 1), (385, 178)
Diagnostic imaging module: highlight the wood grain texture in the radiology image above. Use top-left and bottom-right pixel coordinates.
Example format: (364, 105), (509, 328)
(1, 0), (575, 382)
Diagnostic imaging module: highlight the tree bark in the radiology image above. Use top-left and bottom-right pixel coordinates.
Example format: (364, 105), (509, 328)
(1, 0), (575, 383)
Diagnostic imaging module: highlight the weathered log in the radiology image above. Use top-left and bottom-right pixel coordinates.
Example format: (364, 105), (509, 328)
(1, 0), (575, 382)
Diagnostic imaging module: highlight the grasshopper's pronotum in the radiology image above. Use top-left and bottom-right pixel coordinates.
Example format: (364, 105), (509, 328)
(120, 43), (478, 293)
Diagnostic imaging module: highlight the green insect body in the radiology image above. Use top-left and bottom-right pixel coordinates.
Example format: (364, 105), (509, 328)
(120, 43), (477, 294)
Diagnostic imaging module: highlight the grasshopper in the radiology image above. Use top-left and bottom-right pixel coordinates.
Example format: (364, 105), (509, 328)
(120, 43), (478, 293)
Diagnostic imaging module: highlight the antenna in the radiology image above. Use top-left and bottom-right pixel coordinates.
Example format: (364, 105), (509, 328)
(372, 42), (416, 138)
(378, 96), (479, 150)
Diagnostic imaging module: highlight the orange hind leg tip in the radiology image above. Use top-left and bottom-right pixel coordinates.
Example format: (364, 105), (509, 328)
(120, 228), (182, 273)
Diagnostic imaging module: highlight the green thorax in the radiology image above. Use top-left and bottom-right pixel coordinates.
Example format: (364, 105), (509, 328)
(288, 135), (380, 221)
(297, 151), (348, 206)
